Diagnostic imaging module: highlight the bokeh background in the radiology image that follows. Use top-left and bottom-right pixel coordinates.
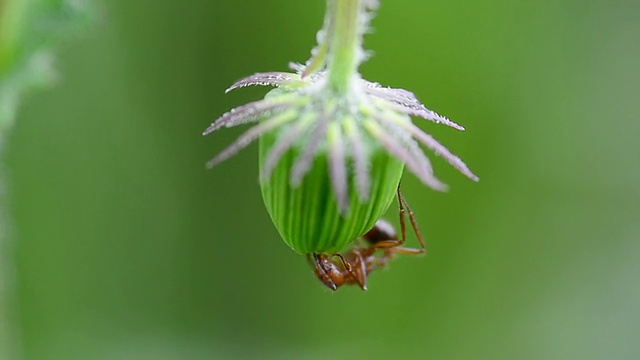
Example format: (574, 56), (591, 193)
(3, 0), (640, 359)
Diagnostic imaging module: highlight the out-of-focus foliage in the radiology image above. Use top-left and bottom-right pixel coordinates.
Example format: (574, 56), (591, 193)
(4, 0), (640, 359)
(0, 0), (90, 132)
(1, 2), (89, 359)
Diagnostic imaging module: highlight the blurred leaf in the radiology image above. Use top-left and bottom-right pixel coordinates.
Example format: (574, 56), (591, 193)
(0, 0), (91, 132)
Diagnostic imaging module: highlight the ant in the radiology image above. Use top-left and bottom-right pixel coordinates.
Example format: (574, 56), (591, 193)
(310, 187), (425, 291)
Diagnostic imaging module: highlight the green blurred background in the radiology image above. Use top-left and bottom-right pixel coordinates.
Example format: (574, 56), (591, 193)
(3, 0), (640, 359)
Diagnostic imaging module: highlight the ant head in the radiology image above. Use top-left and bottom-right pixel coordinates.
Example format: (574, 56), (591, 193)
(314, 255), (345, 291)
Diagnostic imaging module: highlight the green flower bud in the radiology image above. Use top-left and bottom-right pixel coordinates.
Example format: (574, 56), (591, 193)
(259, 100), (404, 254)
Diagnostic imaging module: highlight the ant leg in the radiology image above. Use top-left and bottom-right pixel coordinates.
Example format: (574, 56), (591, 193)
(334, 252), (367, 291)
(398, 190), (426, 252)
(368, 188), (425, 254)
(312, 253), (338, 291)
(396, 185), (408, 244)
(387, 246), (425, 255)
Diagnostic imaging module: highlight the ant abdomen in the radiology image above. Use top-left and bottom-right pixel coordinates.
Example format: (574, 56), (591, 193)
(363, 219), (397, 245)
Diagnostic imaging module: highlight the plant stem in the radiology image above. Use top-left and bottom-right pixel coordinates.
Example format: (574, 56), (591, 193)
(326, 0), (363, 94)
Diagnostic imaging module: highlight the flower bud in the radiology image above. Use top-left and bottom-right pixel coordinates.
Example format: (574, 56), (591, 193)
(259, 112), (404, 254)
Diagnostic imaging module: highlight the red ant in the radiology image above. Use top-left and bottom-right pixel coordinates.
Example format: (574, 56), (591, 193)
(310, 187), (425, 291)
